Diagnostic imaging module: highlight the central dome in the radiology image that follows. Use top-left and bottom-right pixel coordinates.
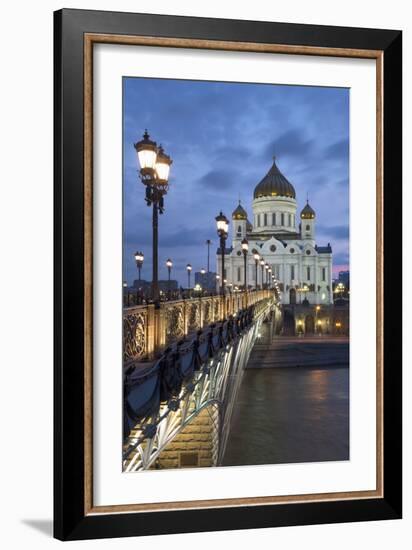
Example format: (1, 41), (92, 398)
(254, 158), (296, 199)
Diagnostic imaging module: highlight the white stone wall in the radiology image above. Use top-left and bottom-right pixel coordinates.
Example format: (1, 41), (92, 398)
(217, 236), (333, 305)
(252, 196), (297, 234)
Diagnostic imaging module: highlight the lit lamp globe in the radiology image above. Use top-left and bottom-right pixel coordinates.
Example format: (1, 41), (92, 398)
(134, 130), (158, 174)
(241, 238), (249, 253)
(134, 251), (144, 265)
(254, 252), (260, 262)
(215, 211), (229, 237)
(200, 268), (206, 275)
(155, 146), (172, 185)
(166, 258), (173, 269)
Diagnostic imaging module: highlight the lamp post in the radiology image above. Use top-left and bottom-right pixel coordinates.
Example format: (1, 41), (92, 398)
(123, 281), (130, 307)
(166, 258), (173, 299)
(241, 238), (249, 291)
(254, 252), (260, 290)
(315, 304), (321, 335)
(260, 258), (265, 289)
(134, 251), (144, 281)
(215, 211), (229, 296)
(206, 239), (212, 272)
(265, 263), (269, 288)
(186, 263), (192, 295)
(302, 284), (309, 304)
(134, 130), (172, 305)
(268, 267), (272, 289)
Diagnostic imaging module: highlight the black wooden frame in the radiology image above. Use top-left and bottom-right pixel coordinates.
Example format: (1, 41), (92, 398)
(54, 8), (402, 541)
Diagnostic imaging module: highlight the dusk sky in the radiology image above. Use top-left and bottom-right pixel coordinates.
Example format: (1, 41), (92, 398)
(123, 77), (349, 287)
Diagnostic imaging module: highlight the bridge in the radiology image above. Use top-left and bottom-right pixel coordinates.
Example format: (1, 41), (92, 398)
(123, 290), (281, 472)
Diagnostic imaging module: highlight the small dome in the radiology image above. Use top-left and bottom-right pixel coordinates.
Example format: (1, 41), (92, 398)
(300, 201), (316, 219)
(232, 201), (247, 220)
(254, 158), (296, 199)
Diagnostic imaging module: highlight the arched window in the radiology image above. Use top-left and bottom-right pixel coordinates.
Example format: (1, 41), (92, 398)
(257, 214), (261, 227)
(306, 224), (310, 231)
(264, 213), (267, 226)
(291, 264), (295, 280)
(289, 213), (292, 226)
(237, 266), (241, 282)
(281, 213), (285, 226)
(307, 266), (311, 280)
(322, 267), (326, 281)
(272, 213), (276, 225)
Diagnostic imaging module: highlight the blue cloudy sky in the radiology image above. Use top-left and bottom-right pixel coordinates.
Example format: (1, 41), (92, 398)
(123, 77), (349, 287)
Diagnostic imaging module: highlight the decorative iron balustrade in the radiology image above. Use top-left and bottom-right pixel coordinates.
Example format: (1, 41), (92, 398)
(123, 289), (274, 362)
(123, 294), (278, 471)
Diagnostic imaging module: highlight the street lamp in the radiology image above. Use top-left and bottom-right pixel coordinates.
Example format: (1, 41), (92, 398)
(134, 130), (172, 305)
(315, 304), (320, 334)
(215, 211), (229, 296)
(268, 266), (272, 288)
(241, 238), (249, 291)
(166, 258), (173, 299)
(206, 239), (212, 272)
(123, 280), (130, 307)
(302, 284), (309, 304)
(254, 252), (260, 290)
(186, 263), (192, 293)
(265, 263), (269, 288)
(260, 258), (265, 289)
(134, 250), (144, 281)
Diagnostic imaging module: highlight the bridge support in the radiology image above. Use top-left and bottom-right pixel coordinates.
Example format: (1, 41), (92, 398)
(154, 404), (219, 469)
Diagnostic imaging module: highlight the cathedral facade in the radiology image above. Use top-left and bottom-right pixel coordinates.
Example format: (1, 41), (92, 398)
(217, 158), (333, 306)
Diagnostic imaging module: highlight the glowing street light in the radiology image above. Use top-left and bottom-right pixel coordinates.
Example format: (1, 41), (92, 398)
(254, 252), (260, 290)
(134, 130), (172, 304)
(241, 238), (249, 291)
(215, 211), (229, 296)
(134, 250), (144, 281)
(260, 258), (265, 290)
(186, 263), (192, 290)
(166, 258), (173, 299)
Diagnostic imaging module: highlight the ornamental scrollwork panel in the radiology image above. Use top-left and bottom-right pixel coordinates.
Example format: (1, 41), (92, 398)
(165, 304), (185, 345)
(187, 302), (200, 333)
(123, 310), (147, 361)
(203, 300), (211, 325)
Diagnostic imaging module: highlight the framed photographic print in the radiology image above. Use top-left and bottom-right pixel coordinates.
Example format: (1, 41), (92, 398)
(54, 8), (402, 540)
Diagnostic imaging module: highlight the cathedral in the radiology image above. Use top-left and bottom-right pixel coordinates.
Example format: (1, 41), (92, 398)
(217, 158), (333, 305)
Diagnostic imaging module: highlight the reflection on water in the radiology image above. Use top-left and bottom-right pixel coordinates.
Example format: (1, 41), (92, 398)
(222, 366), (349, 467)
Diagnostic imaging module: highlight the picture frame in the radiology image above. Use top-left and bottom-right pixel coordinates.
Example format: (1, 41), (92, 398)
(54, 8), (402, 540)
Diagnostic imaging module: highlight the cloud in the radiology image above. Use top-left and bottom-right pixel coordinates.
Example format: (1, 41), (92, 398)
(263, 129), (315, 159)
(323, 138), (349, 161)
(197, 169), (237, 190)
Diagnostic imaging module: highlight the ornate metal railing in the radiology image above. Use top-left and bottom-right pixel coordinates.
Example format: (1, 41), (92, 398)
(123, 289), (274, 362)
(123, 294), (279, 471)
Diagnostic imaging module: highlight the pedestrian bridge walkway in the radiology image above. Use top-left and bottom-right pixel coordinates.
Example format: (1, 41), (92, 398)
(122, 290), (280, 471)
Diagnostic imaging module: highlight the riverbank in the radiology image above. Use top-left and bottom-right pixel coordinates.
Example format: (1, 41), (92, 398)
(247, 335), (349, 369)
